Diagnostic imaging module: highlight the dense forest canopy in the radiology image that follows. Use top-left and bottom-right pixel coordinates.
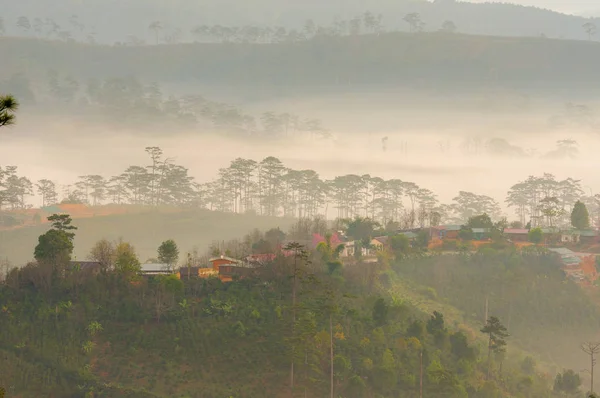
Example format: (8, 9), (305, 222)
(1, 33), (600, 92)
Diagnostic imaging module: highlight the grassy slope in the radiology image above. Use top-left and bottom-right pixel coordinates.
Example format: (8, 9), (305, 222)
(2, 33), (600, 91)
(390, 252), (600, 373)
(388, 273), (560, 375)
(0, 208), (296, 266)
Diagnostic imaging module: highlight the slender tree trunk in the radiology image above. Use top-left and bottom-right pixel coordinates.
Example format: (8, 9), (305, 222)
(330, 313), (334, 398)
(420, 349), (423, 398)
(304, 349), (308, 398)
(291, 255), (297, 396)
(187, 253), (191, 279)
(592, 351), (595, 394)
(507, 300), (512, 331)
(487, 338), (492, 380)
(290, 361), (294, 397)
(484, 295), (489, 324)
(499, 359), (504, 380)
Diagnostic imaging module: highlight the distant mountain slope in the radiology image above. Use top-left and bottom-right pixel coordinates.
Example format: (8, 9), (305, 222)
(2, 33), (600, 93)
(1, 0), (598, 43)
(580, 9), (600, 17)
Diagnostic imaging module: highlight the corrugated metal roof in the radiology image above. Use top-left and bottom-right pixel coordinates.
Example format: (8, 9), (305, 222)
(504, 228), (528, 234)
(579, 230), (598, 237)
(140, 263), (170, 272)
(472, 228), (490, 233)
(441, 225), (462, 231)
(208, 256), (240, 263)
(561, 230), (580, 236)
(548, 247), (575, 255)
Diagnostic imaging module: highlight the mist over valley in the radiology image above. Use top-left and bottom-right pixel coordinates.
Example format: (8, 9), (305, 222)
(3, 1), (600, 397)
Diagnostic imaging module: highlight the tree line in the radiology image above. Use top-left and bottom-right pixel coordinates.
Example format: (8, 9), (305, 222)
(5, 9), (597, 47)
(6, 72), (328, 137)
(3, 147), (599, 230)
(1, 11), (458, 47)
(0, 14), (94, 43)
(506, 173), (600, 228)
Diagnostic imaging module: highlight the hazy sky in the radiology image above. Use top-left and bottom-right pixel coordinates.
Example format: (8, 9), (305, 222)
(468, 0), (597, 15)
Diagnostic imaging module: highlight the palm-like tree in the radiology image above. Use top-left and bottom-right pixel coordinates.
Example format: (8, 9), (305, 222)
(148, 21), (163, 44)
(0, 94), (19, 127)
(583, 22), (597, 41)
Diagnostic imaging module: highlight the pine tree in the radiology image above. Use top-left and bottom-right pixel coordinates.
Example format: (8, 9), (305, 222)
(571, 200), (590, 230)
(481, 316), (509, 379)
(0, 94), (19, 127)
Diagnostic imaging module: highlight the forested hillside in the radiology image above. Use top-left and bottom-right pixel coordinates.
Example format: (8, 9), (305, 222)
(393, 250), (600, 369)
(0, 220), (574, 397)
(2, 33), (600, 93)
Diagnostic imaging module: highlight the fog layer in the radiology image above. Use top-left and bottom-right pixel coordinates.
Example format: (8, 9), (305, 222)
(2, 92), (599, 216)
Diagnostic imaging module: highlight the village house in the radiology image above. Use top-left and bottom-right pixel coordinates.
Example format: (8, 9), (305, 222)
(370, 237), (388, 252)
(340, 241), (369, 258)
(179, 266), (211, 279)
(429, 226), (445, 241)
(540, 227), (560, 244)
(218, 264), (256, 282)
(560, 230), (580, 244)
(199, 255), (255, 282)
(578, 229), (598, 245)
(140, 263), (178, 278)
(437, 225), (462, 239)
(209, 256), (244, 270)
(503, 228), (529, 242)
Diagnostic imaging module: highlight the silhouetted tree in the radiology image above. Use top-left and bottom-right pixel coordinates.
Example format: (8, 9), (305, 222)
(528, 228), (543, 244)
(16, 16), (31, 33)
(0, 94), (18, 127)
(440, 20), (457, 33)
(148, 21), (163, 44)
(36, 179), (58, 207)
(158, 239), (179, 271)
(554, 369), (581, 396)
(403, 13), (424, 33)
(583, 22), (597, 40)
(481, 316), (509, 379)
(572, 200), (590, 230)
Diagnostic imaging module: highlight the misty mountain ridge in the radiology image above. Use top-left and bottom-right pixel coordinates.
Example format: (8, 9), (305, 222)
(1, 0), (599, 44)
(3, 32), (600, 95)
(580, 9), (600, 17)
